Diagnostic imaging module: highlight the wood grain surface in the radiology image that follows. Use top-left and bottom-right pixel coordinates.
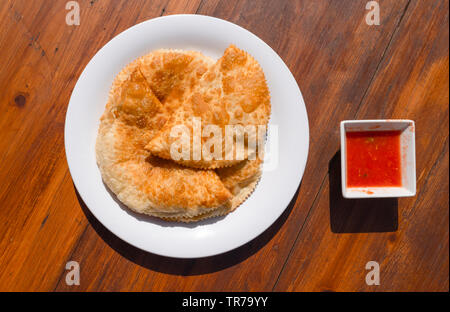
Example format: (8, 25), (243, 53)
(0, 0), (448, 292)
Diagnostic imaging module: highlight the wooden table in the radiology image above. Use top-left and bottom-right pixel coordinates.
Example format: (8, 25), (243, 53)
(0, 0), (448, 292)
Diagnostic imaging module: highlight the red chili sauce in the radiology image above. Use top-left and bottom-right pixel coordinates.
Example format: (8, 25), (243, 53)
(346, 131), (402, 187)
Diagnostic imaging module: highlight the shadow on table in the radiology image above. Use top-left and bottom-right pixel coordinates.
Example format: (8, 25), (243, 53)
(74, 181), (300, 276)
(329, 151), (398, 233)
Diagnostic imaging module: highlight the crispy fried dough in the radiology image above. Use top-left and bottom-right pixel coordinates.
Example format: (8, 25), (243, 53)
(216, 158), (262, 210)
(96, 47), (269, 222)
(138, 49), (214, 113)
(145, 45), (271, 169)
(96, 57), (232, 220)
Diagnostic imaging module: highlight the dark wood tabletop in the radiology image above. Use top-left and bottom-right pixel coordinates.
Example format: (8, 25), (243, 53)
(0, 0), (448, 292)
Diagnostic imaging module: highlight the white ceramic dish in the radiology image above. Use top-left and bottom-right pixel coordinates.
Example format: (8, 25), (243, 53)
(64, 15), (309, 258)
(340, 120), (416, 199)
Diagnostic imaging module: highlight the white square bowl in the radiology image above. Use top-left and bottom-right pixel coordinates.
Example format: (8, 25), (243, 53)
(340, 120), (416, 199)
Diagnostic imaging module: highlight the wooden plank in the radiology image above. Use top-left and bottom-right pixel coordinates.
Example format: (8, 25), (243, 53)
(0, 0), (167, 291)
(274, 0), (449, 291)
(0, 1), (88, 291)
(54, 0), (411, 291)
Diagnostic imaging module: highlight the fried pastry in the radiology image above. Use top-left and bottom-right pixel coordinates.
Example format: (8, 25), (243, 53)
(138, 49), (214, 113)
(96, 59), (232, 219)
(96, 46), (270, 222)
(168, 159), (263, 222)
(145, 45), (271, 169)
(216, 158), (262, 210)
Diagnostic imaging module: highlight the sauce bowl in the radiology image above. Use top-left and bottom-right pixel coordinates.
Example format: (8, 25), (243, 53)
(340, 119), (416, 199)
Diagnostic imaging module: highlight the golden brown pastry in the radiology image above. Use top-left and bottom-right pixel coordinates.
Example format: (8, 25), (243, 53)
(216, 159), (262, 210)
(138, 49), (214, 113)
(96, 46), (270, 222)
(96, 58), (232, 220)
(145, 45), (271, 169)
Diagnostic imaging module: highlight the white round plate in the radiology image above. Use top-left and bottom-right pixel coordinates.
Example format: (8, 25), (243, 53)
(65, 14), (309, 258)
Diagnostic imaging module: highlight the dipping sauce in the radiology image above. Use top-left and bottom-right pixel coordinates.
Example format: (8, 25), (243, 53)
(346, 131), (402, 187)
